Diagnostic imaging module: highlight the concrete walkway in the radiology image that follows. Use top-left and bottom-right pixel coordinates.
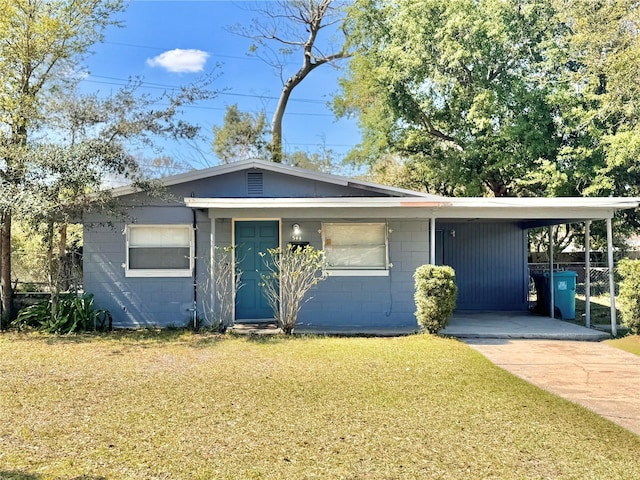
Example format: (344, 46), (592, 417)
(466, 339), (640, 436)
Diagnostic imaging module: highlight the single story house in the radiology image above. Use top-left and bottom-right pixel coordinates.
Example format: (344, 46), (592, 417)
(83, 159), (640, 332)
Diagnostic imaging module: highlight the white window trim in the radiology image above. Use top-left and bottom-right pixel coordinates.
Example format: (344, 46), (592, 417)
(322, 222), (390, 277)
(125, 224), (194, 278)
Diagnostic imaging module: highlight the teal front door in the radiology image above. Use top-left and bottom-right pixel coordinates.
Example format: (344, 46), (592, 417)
(235, 221), (280, 320)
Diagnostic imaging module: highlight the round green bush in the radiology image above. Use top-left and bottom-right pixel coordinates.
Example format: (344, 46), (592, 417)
(414, 265), (457, 333)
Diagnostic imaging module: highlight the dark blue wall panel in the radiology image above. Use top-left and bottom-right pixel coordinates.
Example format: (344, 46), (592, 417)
(437, 222), (528, 311)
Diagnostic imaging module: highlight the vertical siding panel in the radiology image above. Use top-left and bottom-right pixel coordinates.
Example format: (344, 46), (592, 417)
(439, 222), (528, 311)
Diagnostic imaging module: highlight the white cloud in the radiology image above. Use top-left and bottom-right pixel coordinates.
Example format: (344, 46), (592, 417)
(146, 49), (209, 73)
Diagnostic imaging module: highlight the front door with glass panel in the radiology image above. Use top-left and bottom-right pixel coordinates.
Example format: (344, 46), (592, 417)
(234, 221), (279, 321)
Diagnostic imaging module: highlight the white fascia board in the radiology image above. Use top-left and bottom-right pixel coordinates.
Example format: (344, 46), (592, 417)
(184, 196), (640, 221)
(185, 195), (640, 211)
(438, 206), (617, 220)
(447, 197), (640, 209)
(186, 197), (444, 220)
(439, 197), (640, 220)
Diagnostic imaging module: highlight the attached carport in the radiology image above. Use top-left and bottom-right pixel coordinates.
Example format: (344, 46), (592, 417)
(429, 197), (640, 336)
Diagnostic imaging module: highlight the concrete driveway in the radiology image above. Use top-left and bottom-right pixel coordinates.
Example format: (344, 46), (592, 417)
(466, 339), (640, 436)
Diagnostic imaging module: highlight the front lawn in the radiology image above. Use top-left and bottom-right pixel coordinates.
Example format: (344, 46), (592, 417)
(606, 335), (640, 356)
(1, 332), (639, 479)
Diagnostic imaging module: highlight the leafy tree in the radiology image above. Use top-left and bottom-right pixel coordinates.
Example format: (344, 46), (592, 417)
(233, 0), (351, 162)
(284, 149), (334, 173)
(514, 0), (640, 248)
(212, 104), (270, 163)
(337, 0), (640, 252)
(336, 0), (562, 197)
(140, 156), (192, 179)
(0, 1), (213, 321)
(524, 0), (640, 230)
(212, 104), (336, 171)
(0, 0), (127, 320)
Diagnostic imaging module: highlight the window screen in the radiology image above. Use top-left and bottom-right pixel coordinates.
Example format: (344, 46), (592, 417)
(323, 223), (387, 269)
(127, 225), (192, 276)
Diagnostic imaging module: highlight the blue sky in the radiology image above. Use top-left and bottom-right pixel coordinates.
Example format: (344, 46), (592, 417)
(81, 0), (361, 173)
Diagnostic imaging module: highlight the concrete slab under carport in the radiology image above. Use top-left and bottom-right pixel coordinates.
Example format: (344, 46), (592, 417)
(235, 311), (611, 339)
(441, 311), (611, 340)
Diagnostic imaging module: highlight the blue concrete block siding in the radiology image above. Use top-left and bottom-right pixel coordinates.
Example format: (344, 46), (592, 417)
(296, 219), (427, 329)
(83, 214), (429, 329)
(83, 206), (211, 328)
(83, 165), (531, 329)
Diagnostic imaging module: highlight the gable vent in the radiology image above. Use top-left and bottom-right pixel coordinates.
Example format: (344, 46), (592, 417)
(247, 172), (264, 196)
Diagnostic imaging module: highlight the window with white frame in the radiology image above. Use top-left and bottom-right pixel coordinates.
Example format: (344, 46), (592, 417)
(125, 225), (193, 277)
(322, 223), (388, 274)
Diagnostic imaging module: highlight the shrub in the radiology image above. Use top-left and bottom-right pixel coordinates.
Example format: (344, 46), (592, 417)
(199, 246), (242, 332)
(618, 259), (640, 334)
(414, 265), (457, 333)
(260, 244), (327, 334)
(11, 293), (112, 334)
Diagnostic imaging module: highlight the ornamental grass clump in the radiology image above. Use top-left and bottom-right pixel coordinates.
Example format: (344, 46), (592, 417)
(11, 293), (111, 334)
(618, 259), (640, 334)
(414, 265), (457, 333)
(260, 244), (327, 334)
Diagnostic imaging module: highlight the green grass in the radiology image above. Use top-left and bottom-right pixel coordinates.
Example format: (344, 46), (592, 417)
(572, 296), (634, 336)
(606, 335), (640, 356)
(574, 295), (617, 325)
(1, 332), (639, 479)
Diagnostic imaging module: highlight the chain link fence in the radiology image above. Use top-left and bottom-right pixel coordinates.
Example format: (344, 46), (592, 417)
(11, 250), (83, 293)
(528, 262), (616, 297)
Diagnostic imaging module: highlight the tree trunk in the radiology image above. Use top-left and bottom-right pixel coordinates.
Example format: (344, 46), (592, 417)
(58, 223), (68, 291)
(271, 83), (296, 163)
(46, 221), (59, 325)
(268, 0), (346, 163)
(1, 213), (13, 322)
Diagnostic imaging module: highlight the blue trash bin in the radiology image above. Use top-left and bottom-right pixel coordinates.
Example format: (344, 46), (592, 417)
(544, 271), (577, 320)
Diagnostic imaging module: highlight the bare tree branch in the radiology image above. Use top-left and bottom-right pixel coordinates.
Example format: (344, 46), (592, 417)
(230, 0), (352, 162)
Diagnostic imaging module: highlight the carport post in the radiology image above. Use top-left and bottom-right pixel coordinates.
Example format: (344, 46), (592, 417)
(585, 220), (591, 328)
(606, 217), (617, 336)
(430, 217), (436, 265)
(549, 225), (554, 320)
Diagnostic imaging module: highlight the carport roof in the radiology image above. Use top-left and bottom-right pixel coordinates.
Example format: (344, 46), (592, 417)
(184, 196), (640, 221)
